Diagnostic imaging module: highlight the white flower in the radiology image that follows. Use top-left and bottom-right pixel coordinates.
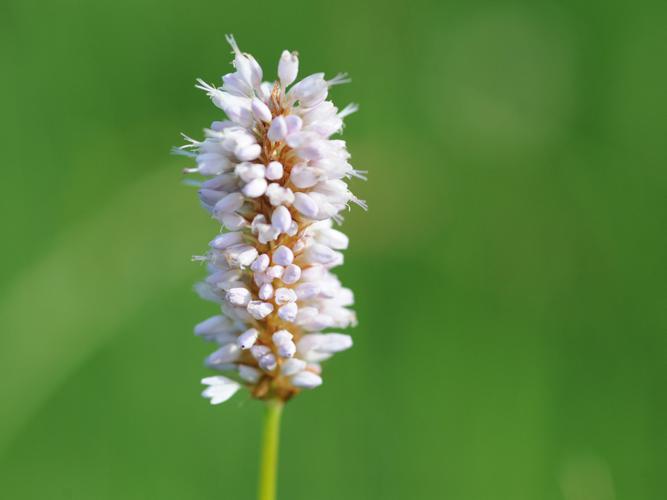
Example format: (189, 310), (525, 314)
(202, 376), (241, 404)
(272, 329), (297, 358)
(274, 287), (297, 305)
(291, 371), (323, 389)
(226, 287), (252, 306)
(278, 302), (298, 322)
(265, 161), (283, 180)
(179, 35), (365, 405)
(272, 246), (294, 266)
(237, 328), (259, 349)
(282, 264), (301, 284)
(238, 365), (262, 383)
(278, 50), (299, 87)
(206, 342), (241, 367)
(281, 358), (307, 376)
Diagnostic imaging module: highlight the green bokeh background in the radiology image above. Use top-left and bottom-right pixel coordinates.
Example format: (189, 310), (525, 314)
(1, 0), (665, 498)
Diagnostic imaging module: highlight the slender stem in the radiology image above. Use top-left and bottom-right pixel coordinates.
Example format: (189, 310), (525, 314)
(258, 399), (284, 500)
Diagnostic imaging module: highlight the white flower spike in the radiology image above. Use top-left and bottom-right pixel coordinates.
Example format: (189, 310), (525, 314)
(179, 36), (364, 404)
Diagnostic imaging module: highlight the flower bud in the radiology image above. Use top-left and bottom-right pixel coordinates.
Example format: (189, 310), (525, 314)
(266, 183), (294, 207)
(278, 302), (298, 322)
(224, 244), (258, 268)
(290, 164), (319, 188)
(226, 287), (252, 306)
(258, 353), (278, 372)
(206, 342), (241, 365)
(251, 345), (271, 359)
(251, 97), (272, 123)
(235, 143), (262, 161)
(267, 116), (288, 142)
(281, 358), (306, 376)
(246, 300), (274, 320)
(238, 365), (261, 383)
(272, 329), (296, 358)
(291, 371), (322, 389)
(242, 177), (268, 198)
(265, 161), (283, 180)
(293, 192), (319, 218)
(219, 212), (247, 231)
(237, 328), (259, 349)
(272, 245), (294, 266)
(278, 50), (299, 87)
(210, 231), (244, 250)
(258, 283), (274, 300)
(271, 205), (292, 233)
(266, 265), (284, 280)
(281, 264), (302, 284)
(251, 253), (270, 272)
(274, 287), (297, 305)
(235, 162), (265, 182)
(214, 192), (244, 213)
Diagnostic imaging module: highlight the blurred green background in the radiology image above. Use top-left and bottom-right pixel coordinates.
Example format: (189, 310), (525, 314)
(1, 0), (665, 498)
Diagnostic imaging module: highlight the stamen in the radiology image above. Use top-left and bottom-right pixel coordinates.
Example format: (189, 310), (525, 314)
(195, 78), (217, 94)
(350, 169), (368, 180)
(171, 147), (196, 158)
(351, 197), (368, 211)
(179, 133), (200, 147)
(328, 73), (351, 86)
(225, 34), (241, 56)
(338, 103), (359, 118)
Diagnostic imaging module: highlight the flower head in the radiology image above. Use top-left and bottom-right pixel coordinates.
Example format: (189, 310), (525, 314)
(179, 35), (365, 404)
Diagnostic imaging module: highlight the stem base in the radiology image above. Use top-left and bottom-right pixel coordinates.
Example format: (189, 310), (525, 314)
(258, 399), (283, 500)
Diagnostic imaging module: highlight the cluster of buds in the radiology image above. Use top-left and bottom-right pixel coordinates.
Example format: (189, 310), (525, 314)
(178, 36), (365, 405)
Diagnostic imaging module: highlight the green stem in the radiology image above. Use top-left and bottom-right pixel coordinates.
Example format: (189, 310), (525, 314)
(258, 399), (283, 500)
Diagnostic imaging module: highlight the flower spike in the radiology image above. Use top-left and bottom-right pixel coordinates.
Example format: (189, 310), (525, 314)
(178, 36), (364, 404)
